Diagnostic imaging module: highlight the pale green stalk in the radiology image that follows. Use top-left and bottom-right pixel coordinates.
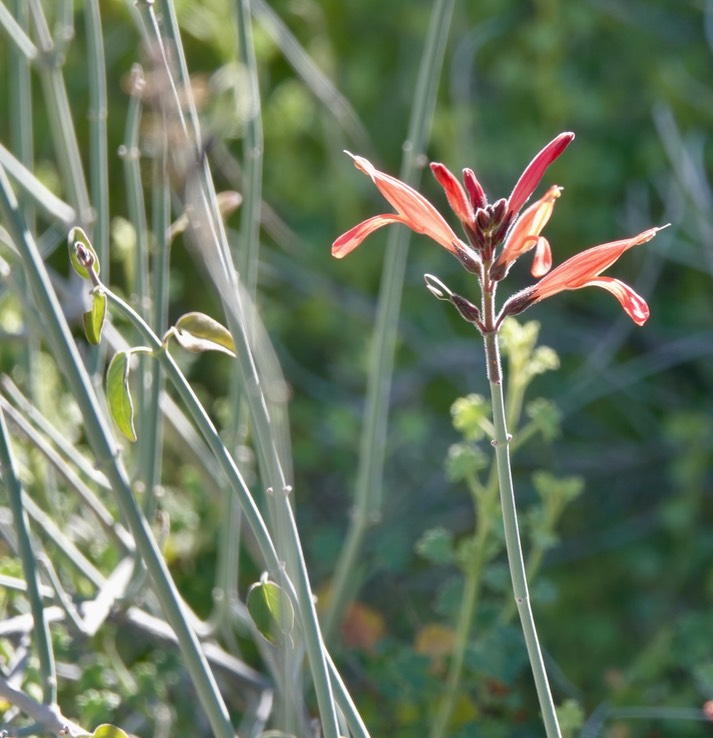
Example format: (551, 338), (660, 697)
(103, 284), (344, 738)
(235, 0), (263, 298)
(0, 405), (57, 705)
(0, 2), (37, 60)
(323, 0), (456, 643)
(0, 396), (133, 552)
(0, 164), (235, 738)
(143, 5), (344, 734)
(27, 0), (91, 223)
(1, 376), (110, 489)
(233, 3), (303, 730)
(21, 491), (105, 588)
(485, 330), (561, 738)
(83, 0), (109, 269)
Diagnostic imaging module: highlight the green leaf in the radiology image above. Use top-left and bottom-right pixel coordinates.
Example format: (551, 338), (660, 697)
(246, 578), (294, 645)
(415, 526), (454, 565)
(68, 226), (100, 279)
(172, 312), (236, 356)
(445, 442), (488, 482)
(556, 699), (585, 738)
(525, 398), (562, 442)
(83, 291), (107, 345)
(106, 352), (136, 442)
(450, 394), (492, 441)
(92, 725), (130, 738)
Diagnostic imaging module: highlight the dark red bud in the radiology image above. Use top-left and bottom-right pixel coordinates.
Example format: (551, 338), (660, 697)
(476, 208), (490, 232)
(451, 293), (482, 325)
(452, 241), (482, 275)
(463, 168), (487, 210)
(500, 287), (537, 318)
(490, 198), (508, 225)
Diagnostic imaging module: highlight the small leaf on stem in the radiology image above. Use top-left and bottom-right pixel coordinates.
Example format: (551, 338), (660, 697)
(172, 312), (236, 356)
(247, 578), (294, 645)
(106, 352), (137, 442)
(83, 291), (107, 345)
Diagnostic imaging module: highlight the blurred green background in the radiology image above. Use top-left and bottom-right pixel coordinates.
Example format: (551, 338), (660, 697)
(1, 0), (712, 736)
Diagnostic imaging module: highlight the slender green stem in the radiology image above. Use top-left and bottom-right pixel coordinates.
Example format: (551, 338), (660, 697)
(0, 164), (235, 738)
(103, 286), (345, 738)
(484, 328), (561, 738)
(144, 6), (346, 734)
(21, 491), (105, 588)
(0, 405), (57, 705)
(0, 396), (134, 552)
(0, 2), (38, 60)
(234, 0), (263, 299)
(0, 676), (85, 737)
(324, 0), (456, 643)
(28, 0), (92, 223)
(83, 0), (109, 270)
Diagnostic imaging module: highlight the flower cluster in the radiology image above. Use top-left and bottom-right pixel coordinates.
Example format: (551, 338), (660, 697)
(332, 133), (664, 330)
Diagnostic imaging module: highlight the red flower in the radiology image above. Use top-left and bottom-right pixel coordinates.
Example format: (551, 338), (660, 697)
(492, 185), (562, 280)
(331, 153), (470, 259)
(525, 227), (664, 325)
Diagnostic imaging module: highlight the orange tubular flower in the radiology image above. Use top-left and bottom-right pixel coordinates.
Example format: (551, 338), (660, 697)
(523, 227), (664, 326)
(332, 153), (469, 259)
(492, 185), (562, 280)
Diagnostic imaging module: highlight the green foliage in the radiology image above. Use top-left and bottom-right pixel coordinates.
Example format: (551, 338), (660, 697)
(247, 577), (295, 645)
(105, 351), (137, 442)
(83, 290), (107, 346)
(170, 312), (237, 357)
(450, 394), (492, 442)
(415, 526), (455, 566)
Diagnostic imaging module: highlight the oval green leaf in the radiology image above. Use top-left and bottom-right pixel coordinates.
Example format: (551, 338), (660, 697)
(83, 291), (107, 345)
(246, 579), (294, 645)
(106, 352), (136, 442)
(92, 726), (130, 738)
(68, 226), (100, 279)
(173, 312), (236, 356)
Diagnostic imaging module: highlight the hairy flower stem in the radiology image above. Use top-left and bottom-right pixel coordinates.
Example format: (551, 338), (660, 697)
(483, 323), (561, 738)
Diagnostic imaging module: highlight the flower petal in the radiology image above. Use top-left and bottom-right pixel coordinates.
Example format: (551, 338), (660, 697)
(508, 132), (574, 216)
(332, 214), (410, 258)
(347, 153), (461, 253)
(532, 226), (662, 297)
(491, 185), (561, 280)
(585, 277), (650, 325)
(531, 237), (552, 277)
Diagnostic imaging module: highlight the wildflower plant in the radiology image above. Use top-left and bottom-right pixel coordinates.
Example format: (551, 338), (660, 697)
(332, 134), (665, 738)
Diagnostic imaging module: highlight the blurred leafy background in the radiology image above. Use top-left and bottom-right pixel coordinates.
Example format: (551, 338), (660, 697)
(1, 0), (712, 736)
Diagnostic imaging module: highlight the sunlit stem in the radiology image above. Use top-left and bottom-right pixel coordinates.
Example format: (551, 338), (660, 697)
(483, 320), (562, 738)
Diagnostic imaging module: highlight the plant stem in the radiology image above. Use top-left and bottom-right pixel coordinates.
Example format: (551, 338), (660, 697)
(0, 405), (57, 706)
(0, 164), (235, 738)
(323, 0), (455, 644)
(483, 327), (561, 738)
(104, 287), (353, 738)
